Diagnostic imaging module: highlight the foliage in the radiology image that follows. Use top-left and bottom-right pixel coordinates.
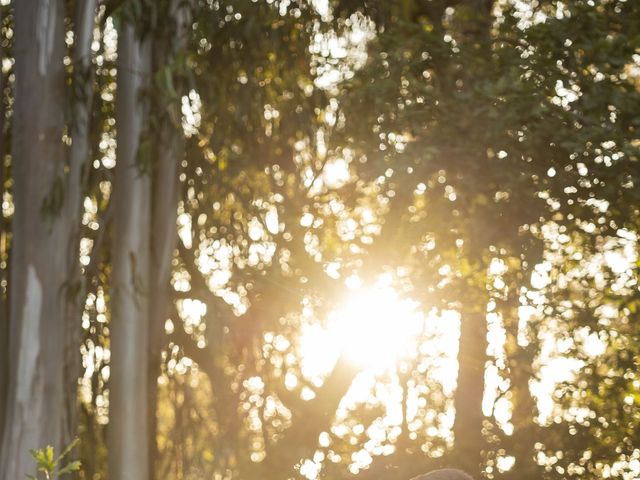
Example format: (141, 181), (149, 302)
(2, 0), (640, 480)
(27, 439), (81, 480)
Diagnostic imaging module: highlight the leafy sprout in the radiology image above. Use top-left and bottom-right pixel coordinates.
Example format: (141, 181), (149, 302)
(27, 438), (81, 480)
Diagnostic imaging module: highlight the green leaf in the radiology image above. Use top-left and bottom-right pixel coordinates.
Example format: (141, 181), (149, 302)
(58, 461), (81, 476)
(58, 438), (79, 461)
(45, 446), (54, 468)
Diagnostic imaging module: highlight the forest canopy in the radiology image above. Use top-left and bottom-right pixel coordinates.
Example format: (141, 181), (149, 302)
(0, 0), (639, 479)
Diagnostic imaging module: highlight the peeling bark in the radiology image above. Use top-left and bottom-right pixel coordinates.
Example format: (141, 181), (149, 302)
(0, 1), (69, 477)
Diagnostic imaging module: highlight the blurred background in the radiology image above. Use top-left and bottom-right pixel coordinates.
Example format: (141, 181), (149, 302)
(1, 0), (639, 479)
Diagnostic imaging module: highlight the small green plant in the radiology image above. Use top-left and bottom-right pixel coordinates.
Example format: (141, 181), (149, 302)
(27, 438), (81, 479)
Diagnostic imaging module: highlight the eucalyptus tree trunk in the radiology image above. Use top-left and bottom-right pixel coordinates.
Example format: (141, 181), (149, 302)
(147, 125), (181, 480)
(0, 1), (70, 477)
(0, 7), (8, 449)
(108, 19), (152, 480)
(147, 3), (190, 477)
(63, 0), (98, 445)
(147, 127), (180, 480)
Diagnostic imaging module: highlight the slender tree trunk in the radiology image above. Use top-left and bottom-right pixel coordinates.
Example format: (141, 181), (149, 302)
(0, 283), (6, 452)
(147, 3), (190, 477)
(0, 293), (5, 447)
(62, 0), (98, 447)
(0, 233), (6, 457)
(108, 19), (152, 480)
(147, 111), (181, 480)
(501, 290), (538, 479)
(452, 308), (487, 477)
(451, 2), (493, 475)
(505, 348), (537, 479)
(0, 1), (69, 477)
(0, 8), (8, 447)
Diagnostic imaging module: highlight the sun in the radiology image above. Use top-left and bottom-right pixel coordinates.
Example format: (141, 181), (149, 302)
(299, 278), (452, 381)
(326, 286), (426, 371)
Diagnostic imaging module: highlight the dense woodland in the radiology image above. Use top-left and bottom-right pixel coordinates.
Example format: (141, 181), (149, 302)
(0, 0), (639, 479)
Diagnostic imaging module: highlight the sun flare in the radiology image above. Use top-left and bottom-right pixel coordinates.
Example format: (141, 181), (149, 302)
(299, 279), (461, 391)
(296, 282), (463, 477)
(326, 287), (426, 370)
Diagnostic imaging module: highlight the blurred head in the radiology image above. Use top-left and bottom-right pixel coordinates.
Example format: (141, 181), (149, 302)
(410, 469), (474, 480)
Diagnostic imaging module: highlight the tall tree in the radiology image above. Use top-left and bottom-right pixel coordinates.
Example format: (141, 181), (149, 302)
(147, 1), (192, 477)
(0, 0), (71, 477)
(108, 9), (152, 479)
(0, 3), (11, 453)
(64, 0), (99, 446)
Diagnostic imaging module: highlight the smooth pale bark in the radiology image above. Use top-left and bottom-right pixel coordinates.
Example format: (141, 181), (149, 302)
(0, 1), (69, 477)
(147, 4), (190, 477)
(452, 309), (488, 477)
(63, 0), (98, 445)
(108, 20), (152, 480)
(147, 111), (181, 480)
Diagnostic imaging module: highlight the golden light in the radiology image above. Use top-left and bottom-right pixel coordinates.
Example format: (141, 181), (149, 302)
(299, 277), (460, 388)
(326, 286), (425, 371)
(296, 282), (463, 479)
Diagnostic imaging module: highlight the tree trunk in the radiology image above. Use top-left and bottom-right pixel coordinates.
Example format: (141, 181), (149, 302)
(501, 291), (538, 479)
(147, 107), (181, 480)
(451, 2), (493, 473)
(0, 286), (6, 450)
(0, 1), (69, 477)
(62, 0), (98, 448)
(505, 348), (537, 479)
(108, 19), (152, 480)
(0, 7), (8, 448)
(147, 3), (190, 477)
(452, 309), (487, 477)
(0, 236), (7, 460)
